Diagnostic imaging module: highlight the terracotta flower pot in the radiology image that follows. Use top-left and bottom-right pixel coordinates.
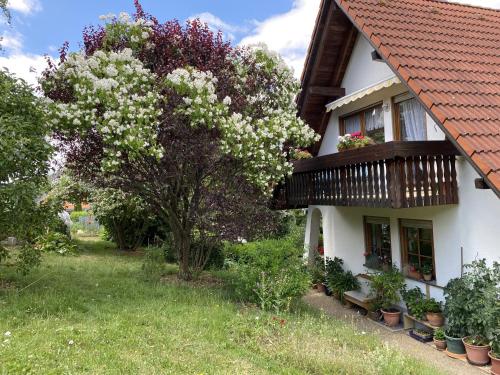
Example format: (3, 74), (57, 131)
(445, 334), (466, 355)
(489, 351), (500, 375)
(381, 309), (401, 327)
(426, 312), (444, 327)
(423, 273), (433, 281)
(463, 337), (491, 366)
(433, 338), (447, 351)
(316, 283), (326, 294)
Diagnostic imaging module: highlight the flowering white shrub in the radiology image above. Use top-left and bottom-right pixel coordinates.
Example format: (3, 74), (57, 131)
(165, 64), (319, 192)
(44, 48), (163, 170)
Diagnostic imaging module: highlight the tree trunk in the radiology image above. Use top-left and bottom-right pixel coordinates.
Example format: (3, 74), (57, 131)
(177, 232), (192, 280)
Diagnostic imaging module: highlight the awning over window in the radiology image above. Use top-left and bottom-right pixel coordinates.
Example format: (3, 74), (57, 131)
(325, 76), (401, 112)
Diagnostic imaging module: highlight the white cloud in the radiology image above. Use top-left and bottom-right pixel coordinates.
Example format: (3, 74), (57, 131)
(0, 52), (48, 87)
(1, 30), (22, 51)
(189, 12), (248, 40)
(238, 0), (500, 78)
(450, 0), (500, 8)
(239, 0), (320, 78)
(7, 0), (42, 15)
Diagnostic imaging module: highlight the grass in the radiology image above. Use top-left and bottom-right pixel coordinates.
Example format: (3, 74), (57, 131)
(0, 238), (443, 375)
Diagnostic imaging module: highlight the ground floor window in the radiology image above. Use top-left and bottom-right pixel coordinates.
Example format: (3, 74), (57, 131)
(363, 216), (392, 270)
(400, 219), (435, 281)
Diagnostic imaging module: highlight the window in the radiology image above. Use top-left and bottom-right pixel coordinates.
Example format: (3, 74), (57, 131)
(400, 219), (435, 281)
(364, 217), (392, 270)
(394, 95), (427, 141)
(340, 104), (385, 144)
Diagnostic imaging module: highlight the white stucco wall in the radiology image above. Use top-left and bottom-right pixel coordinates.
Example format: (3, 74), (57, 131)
(341, 35), (395, 95)
(305, 34), (498, 305)
(304, 157), (500, 304)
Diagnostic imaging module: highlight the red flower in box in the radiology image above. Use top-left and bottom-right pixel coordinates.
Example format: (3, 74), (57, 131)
(317, 246), (324, 255)
(351, 131), (364, 139)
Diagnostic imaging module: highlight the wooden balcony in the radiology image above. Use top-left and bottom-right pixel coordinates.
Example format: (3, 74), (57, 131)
(272, 141), (460, 209)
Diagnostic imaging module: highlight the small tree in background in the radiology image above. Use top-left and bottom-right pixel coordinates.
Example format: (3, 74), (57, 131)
(42, 2), (319, 279)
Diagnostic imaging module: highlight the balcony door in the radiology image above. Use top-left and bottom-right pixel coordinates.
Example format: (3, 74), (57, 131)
(394, 94), (427, 141)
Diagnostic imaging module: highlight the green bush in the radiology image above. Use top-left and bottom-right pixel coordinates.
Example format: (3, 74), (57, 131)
(324, 257), (360, 302)
(330, 270), (360, 303)
(36, 232), (78, 256)
(444, 259), (499, 343)
(401, 286), (425, 317)
(225, 235), (310, 312)
(434, 327), (445, 341)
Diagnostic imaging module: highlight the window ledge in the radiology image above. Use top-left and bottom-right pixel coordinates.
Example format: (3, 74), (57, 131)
(404, 276), (444, 289)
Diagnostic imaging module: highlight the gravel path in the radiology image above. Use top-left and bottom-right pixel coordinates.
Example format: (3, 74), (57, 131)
(303, 291), (487, 375)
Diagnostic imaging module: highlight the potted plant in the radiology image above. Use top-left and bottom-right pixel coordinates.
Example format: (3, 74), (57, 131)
(443, 277), (468, 356)
(410, 328), (433, 343)
(461, 260), (498, 366)
(422, 263), (433, 281)
(434, 327), (447, 351)
(423, 298), (444, 327)
(328, 270), (360, 304)
(489, 329), (500, 375)
(407, 263), (422, 280)
(325, 257), (344, 300)
(369, 265), (405, 327)
(400, 286), (424, 317)
(309, 252), (325, 292)
(337, 132), (375, 152)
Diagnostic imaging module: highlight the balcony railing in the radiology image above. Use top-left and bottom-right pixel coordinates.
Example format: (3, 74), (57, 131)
(272, 141), (460, 209)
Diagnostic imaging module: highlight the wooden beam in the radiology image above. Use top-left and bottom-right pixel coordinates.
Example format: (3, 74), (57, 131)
(308, 86), (345, 97)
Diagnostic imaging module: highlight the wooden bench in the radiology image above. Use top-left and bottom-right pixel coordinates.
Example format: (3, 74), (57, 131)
(343, 290), (375, 311)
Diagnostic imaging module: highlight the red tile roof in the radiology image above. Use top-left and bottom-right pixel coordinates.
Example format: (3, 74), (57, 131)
(336, 0), (500, 195)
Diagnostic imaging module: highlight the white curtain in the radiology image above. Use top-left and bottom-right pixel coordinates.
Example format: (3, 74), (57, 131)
(344, 115), (360, 134)
(365, 106), (384, 132)
(400, 99), (426, 141)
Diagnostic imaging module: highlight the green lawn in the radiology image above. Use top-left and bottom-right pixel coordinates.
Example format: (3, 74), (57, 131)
(0, 239), (442, 374)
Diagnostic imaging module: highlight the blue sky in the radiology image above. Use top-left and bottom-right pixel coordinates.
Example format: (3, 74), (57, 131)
(2, 0), (500, 86)
(0, 0), (321, 85)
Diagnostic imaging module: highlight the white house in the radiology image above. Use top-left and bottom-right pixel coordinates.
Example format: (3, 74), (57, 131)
(273, 0), (500, 303)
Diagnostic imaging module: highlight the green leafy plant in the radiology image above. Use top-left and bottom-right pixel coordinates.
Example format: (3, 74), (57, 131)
(36, 232), (78, 256)
(444, 259), (499, 341)
(400, 286), (425, 315)
(423, 298), (442, 313)
(225, 233), (310, 313)
(421, 263), (432, 275)
(369, 265), (405, 311)
(491, 326), (500, 358)
(309, 252), (325, 285)
(324, 257), (344, 288)
(434, 327), (446, 341)
(330, 270), (360, 302)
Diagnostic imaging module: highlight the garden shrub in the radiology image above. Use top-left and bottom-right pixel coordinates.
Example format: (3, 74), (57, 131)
(91, 188), (153, 251)
(225, 232), (310, 312)
(444, 259), (499, 343)
(35, 232), (78, 256)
